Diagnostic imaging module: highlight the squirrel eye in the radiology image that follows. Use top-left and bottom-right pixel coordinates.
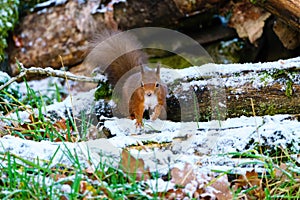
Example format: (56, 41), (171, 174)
(141, 82), (144, 87)
(155, 82), (160, 87)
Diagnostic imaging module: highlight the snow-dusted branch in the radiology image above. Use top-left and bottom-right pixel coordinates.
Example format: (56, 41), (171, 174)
(0, 70), (27, 91)
(0, 63), (106, 91)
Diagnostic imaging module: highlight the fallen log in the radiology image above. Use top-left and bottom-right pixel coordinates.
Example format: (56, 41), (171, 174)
(8, 0), (298, 76)
(92, 57), (300, 122)
(113, 0), (226, 29)
(254, 0), (300, 50)
(6, 57), (299, 126)
(255, 0), (300, 32)
(9, 0), (226, 74)
(3, 57), (300, 140)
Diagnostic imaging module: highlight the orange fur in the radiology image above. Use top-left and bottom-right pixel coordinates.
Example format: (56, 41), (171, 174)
(129, 65), (167, 127)
(85, 30), (167, 127)
(85, 30), (147, 86)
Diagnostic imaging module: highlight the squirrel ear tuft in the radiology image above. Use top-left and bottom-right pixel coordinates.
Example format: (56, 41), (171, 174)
(141, 65), (145, 79)
(156, 63), (161, 75)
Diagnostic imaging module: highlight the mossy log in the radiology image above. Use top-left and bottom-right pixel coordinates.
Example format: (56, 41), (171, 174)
(93, 57), (300, 122)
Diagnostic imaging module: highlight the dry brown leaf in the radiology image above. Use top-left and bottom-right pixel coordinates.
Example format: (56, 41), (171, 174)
(85, 166), (95, 174)
(274, 163), (287, 178)
(163, 188), (187, 199)
(228, 0), (271, 44)
(79, 181), (88, 194)
(233, 170), (265, 199)
(119, 149), (150, 181)
(8, 112), (75, 141)
(245, 170), (261, 186)
(65, 132), (78, 143)
(50, 173), (67, 181)
(13, 35), (24, 48)
(79, 181), (97, 199)
(171, 162), (196, 186)
(59, 195), (68, 200)
(211, 175), (232, 200)
(193, 187), (206, 199)
(53, 118), (69, 132)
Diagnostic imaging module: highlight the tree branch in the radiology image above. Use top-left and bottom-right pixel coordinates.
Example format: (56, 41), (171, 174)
(0, 63), (106, 91)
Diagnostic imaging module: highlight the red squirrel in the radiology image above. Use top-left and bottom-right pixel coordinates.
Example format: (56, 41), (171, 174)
(85, 30), (167, 127)
(125, 64), (167, 127)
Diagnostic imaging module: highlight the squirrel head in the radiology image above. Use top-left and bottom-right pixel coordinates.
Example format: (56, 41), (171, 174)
(141, 81), (160, 97)
(140, 64), (161, 96)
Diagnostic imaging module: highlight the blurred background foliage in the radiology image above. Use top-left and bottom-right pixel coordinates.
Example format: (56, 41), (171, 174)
(0, 0), (46, 61)
(0, 0), (19, 61)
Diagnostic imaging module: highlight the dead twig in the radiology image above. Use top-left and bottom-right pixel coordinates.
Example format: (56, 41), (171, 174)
(0, 63), (106, 91)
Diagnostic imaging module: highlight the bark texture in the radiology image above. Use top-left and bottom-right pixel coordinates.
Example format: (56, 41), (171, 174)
(93, 57), (300, 122)
(114, 0), (226, 29)
(256, 0), (300, 32)
(8, 0), (300, 76)
(9, 1), (105, 74)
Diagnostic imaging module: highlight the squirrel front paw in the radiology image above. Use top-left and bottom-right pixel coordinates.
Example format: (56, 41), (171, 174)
(150, 105), (163, 121)
(135, 120), (143, 128)
(150, 114), (158, 121)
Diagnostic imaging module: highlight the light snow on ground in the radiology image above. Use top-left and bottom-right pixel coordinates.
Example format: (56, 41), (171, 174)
(0, 57), (300, 193)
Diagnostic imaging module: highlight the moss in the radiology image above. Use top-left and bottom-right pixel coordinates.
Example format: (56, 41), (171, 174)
(258, 103), (276, 116)
(249, 0), (257, 4)
(149, 55), (191, 69)
(285, 80), (293, 98)
(267, 68), (295, 98)
(94, 82), (112, 100)
(205, 38), (245, 64)
(226, 96), (300, 118)
(259, 72), (272, 87)
(149, 54), (211, 69)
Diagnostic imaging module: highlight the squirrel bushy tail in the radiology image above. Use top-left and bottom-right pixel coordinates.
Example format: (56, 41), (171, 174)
(84, 29), (148, 86)
(83, 29), (167, 125)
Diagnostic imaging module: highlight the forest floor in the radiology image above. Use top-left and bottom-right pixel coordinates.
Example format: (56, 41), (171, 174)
(0, 57), (300, 199)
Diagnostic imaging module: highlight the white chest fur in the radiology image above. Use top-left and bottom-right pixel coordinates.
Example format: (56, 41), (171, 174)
(144, 94), (158, 110)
